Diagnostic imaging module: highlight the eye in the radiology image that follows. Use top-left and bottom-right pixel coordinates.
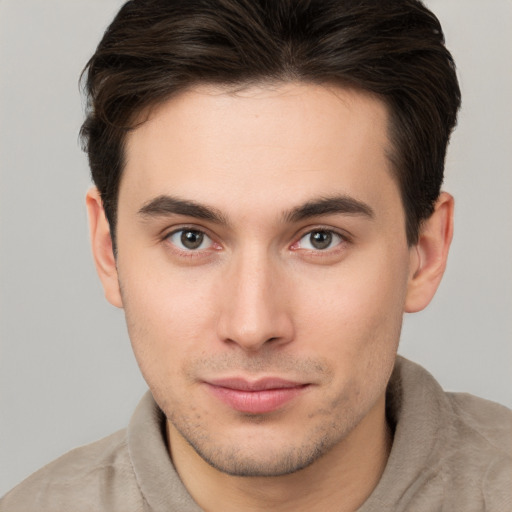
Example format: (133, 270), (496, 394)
(296, 230), (344, 251)
(167, 229), (214, 251)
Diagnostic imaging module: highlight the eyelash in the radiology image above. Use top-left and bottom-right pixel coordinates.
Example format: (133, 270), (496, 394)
(163, 227), (219, 258)
(162, 226), (350, 258)
(291, 228), (349, 254)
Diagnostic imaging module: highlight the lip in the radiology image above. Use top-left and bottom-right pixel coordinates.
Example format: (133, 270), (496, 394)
(204, 377), (310, 414)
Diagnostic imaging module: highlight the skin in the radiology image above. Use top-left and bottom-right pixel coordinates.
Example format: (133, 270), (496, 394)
(87, 83), (453, 511)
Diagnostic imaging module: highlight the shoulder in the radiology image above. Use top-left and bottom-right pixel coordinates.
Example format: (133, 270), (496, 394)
(376, 357), (512, 511)
(394, 357), (511, 456)
(401, 358), (512, 478)
(446, 391), (512, 452)
(444, 392), (512, 509)
(0, 429), (143, 512)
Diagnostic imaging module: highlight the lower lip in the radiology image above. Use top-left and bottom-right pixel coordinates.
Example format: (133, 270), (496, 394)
(206, 384), (309, 414)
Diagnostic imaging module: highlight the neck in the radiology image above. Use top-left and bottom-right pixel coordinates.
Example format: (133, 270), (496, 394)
(167, 393), (391, 512)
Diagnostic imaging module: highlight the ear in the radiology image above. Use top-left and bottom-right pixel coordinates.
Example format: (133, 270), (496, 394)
(405, 192), (454, 313)
(86, 188), (123, 308)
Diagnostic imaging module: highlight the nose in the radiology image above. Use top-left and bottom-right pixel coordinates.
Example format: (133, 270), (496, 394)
(216, 248), (295, 352)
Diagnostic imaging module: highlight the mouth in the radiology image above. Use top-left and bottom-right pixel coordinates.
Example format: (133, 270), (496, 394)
(204, 377), (311, 414)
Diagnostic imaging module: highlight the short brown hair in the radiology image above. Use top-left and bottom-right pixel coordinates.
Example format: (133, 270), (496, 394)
(80, 0), (461, 246)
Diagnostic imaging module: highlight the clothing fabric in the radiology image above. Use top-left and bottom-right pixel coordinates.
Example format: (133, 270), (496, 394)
(1, 357), (511, 511)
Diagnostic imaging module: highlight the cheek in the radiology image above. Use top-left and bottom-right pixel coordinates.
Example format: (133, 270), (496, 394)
(297, 248), (409, 355)
(118, 264), (218, 385)
(293, 253), (407, 415)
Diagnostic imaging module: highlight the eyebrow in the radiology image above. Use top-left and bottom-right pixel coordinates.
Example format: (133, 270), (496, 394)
(283, 195), (375, 223)
(138, 195), (229, 225)
(138, 193), (374, 225)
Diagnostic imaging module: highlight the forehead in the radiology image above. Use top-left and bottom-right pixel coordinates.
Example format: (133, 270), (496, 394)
(120, 82), (400, 223)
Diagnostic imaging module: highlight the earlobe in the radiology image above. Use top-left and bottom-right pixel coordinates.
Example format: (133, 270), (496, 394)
(86, 188), (123, 308)
(405, 192), (454, 313)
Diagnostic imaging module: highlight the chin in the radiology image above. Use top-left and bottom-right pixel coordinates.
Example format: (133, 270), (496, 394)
(183, 435), (331, 477)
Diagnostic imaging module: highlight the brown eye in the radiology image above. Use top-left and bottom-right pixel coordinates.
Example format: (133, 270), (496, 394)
(168, 229), (212, 251)
(181, 230), (204, 249)
(310, 231), (332, 250)
(297, 230), (343, 251)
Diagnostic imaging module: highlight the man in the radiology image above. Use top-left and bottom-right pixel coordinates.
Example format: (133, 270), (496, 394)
(1, 0), (510, 510)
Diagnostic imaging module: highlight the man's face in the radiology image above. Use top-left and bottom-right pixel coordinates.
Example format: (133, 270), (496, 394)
(113, 83), (414, 476)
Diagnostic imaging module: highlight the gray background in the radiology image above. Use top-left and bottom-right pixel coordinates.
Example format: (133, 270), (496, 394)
(1, 0), (511, 495)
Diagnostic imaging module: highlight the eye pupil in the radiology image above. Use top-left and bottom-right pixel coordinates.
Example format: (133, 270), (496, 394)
(310, 231), (332, 250)
(181, 230), (204, 249)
